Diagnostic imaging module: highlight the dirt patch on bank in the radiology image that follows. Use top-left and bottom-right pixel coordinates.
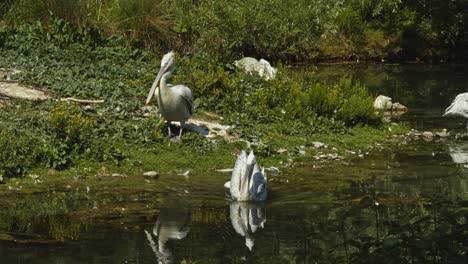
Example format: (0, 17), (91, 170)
(0, 81), (50, 100)
(0, 80), (50, 108)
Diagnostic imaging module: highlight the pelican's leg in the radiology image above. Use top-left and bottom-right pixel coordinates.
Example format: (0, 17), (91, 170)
(166, 121), (172, 137)
(179, 121), (185, 139)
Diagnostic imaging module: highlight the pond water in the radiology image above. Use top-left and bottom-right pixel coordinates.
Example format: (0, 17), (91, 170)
(1, 64), (468, 263)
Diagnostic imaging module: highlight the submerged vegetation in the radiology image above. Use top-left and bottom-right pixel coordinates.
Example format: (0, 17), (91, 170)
(1, 0), (467, 61)
(0, 18), (407, 179)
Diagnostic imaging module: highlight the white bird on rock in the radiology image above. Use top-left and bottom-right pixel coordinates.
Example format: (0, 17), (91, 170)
(224, 150), (267, 202)
(146, 51), (193, 139)
(444, 92), (468, 128)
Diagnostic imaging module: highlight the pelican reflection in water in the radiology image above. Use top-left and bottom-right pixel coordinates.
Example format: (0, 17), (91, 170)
(230, 202), (266, 251)
(145, 204), (191, 264)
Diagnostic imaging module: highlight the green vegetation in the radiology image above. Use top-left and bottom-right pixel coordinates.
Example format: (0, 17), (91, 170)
(1, 0), (467, 61)
(0, 20), (409, 179)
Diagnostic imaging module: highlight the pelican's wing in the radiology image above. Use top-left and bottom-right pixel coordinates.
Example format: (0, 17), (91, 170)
(230, 151), (247, 200)
(247, 150), (256, 165)
(249, 162), (261, 190)
(176, 85), (194, 115)
(250, 165), (267, 201)
(444, 93), (468, 118)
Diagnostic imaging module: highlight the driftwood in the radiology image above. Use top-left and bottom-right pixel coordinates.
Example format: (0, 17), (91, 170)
(59, 97), (105, 103)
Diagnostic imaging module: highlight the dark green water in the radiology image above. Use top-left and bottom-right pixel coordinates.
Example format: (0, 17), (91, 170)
(1, 64), (467, 263)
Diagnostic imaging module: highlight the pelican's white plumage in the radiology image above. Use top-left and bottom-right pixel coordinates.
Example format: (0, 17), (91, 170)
(444, 92), (468, 119)
(146, 51), (193, 138)
(225, 150), (267, 202)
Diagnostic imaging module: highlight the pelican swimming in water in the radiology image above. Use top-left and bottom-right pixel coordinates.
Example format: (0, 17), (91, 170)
(146, 51), (193, 138)
(444, 92), (468, 128)
(224, 150), (267, 201)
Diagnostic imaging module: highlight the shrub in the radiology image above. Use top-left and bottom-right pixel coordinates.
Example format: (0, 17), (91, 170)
(334, 79), (379, 125)
(0, 130), (39, 178)
(43, 103), (95, 168)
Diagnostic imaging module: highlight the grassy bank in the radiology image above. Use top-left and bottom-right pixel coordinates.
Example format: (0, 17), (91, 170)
(1, 0), (467, 62)
(0, 22), (409, 181)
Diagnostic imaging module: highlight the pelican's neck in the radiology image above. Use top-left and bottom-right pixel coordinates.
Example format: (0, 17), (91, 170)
(157, 70), (172, 113)
(160, 71), (172, 94)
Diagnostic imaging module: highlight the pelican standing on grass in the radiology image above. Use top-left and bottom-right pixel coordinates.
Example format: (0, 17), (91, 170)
(146, 51), (193, 139)
(443, 92), (468, 128)
(224, 150), (267, 202)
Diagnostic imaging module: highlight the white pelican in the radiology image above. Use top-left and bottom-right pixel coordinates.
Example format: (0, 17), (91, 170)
(224, 150), (267, 201)
(444, 92), (468, 128)
(146, 51), (193, 138)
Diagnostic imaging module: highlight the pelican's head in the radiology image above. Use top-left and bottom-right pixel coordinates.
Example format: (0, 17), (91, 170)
(160, 51), (175, 71)
(146, 51), (176, 105)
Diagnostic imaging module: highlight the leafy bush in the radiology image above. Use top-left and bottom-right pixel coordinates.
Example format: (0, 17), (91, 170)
(43, 103), (95, 168)
(0, 102), (132, 175)
(0, 130), (38, 178)
(334, 79), (379, 125)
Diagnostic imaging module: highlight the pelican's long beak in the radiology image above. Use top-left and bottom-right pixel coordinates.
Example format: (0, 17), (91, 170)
(146, 64), (169, 105)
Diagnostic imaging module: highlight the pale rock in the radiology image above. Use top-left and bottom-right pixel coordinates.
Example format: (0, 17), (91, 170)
(422, 131), (434, 138)
(143, 171), (159, 179)
(312, 142), (326, 149)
